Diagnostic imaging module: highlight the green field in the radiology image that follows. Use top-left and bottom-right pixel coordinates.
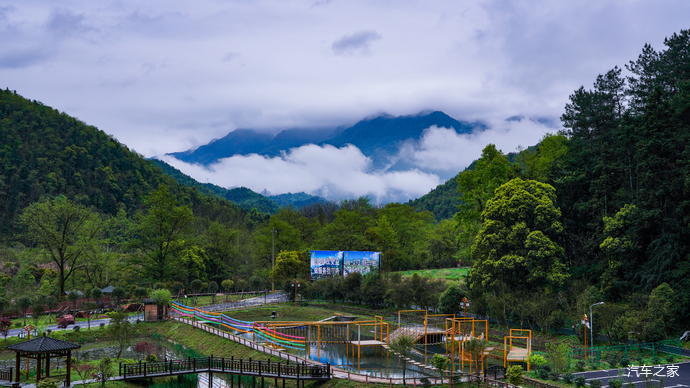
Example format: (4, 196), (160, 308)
(393, 267), (469, 282)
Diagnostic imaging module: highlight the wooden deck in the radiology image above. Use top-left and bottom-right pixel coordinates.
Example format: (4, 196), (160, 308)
(120, 357), (331, 381)
(506, 347), (529, 361)
(349, 340), (385, 346)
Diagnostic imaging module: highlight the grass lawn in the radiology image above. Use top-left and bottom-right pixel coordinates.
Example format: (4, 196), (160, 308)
(393, 267), (470, 282)
(178, 292), (266, 307)
(224, 303), (379, 322)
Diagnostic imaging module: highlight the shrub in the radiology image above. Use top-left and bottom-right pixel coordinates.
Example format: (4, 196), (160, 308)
(506, 365), (524, 385)
(575, 376), (586, 387)
(619, 356), (630, 367)
(73, 325), (80, 332)
(563, 373), (574, 383)
(531, 353), (548, 370)
(666, 355), (674, 363)
(609, 379), (623, 388)
(590, 380), (602, 388)
(36, 378), (60, 388)
(576, 360), (586, 372)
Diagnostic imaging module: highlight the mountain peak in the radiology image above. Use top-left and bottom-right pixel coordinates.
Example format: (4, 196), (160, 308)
(169, 110), (485, 165)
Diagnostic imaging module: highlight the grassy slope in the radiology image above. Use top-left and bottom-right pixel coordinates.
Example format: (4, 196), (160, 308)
(143, 320), (412, 387)
(392, 267), (469, 282)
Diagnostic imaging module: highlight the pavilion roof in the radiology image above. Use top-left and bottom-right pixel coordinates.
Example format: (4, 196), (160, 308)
(7, 336), (80, 353)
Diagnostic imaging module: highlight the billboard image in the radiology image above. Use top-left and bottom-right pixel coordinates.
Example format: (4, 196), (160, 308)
(342, 251), (380, 276)
(310, 250), (381, 279)
(310, 250), (343, 280)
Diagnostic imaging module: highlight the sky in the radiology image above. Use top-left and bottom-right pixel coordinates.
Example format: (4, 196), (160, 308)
(2, 0), (688, 202)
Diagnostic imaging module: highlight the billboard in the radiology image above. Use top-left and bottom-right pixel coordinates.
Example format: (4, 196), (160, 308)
(310, 250), (343, 280)
(343, 251), (381, 276)
(310, 250), (381, 279)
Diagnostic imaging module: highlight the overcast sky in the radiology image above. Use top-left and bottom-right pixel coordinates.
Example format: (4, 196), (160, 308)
(2, 0), (688, 201)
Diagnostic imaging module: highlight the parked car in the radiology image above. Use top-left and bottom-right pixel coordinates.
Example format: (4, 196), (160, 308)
(57, 314), (75, 328)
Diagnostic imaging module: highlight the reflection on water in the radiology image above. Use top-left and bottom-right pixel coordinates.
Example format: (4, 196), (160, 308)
(305, 342), (438, 378)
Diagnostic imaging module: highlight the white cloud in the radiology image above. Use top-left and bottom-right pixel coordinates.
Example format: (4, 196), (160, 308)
(400, 118), (554, 174)
(160, 144), (441, 203)
(160, 116), (553, 202)
(1, 1), (687, 157)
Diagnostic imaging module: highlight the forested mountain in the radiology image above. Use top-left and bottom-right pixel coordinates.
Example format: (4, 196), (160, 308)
(152, 159), (327, 213)
(408, 174), (460, 219)
(169, 111), (484, 168)
(0, 89), (257, 237)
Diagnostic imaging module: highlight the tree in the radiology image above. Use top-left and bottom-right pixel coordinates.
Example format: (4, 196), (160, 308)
(270, 251), (308, 286)
(19, 196), (102, 297)
(506, 365), (524, 385)
(221, 279), (234, 293)
(389, 334), (415, 385)
(430, 354), (450, 383)
(31, 299), (45, 328)
(132, 185), (193, 282)
(90, 288), (102, 306)
(16, 296), (32, 325)
(438, 284), (467, 314)
(545, 341), (571, 373)
(149, 288), (172, 312)
(464, 338), (486, 373)
(467, 178), (569, 326)
(93, 357), (114, 387)
(106, 312), (133, 358)
(469, 178), (568, 292)
(455, 145), (516, 261)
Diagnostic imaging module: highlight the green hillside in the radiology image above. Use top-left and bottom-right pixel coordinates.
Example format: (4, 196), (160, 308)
(0, 89), (256, 236)
(151, 159), (278, 214)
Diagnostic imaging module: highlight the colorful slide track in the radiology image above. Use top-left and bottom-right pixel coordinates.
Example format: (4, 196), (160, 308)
(170, 301), (306, 350)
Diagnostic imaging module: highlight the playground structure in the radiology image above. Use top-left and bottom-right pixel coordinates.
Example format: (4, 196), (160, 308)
(503, 329), (532, 371)
(171, 301), (532, 375)
(445, 317), (491, 373)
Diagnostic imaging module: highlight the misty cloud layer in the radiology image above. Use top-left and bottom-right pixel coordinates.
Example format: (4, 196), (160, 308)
(162, 117), (553, 202)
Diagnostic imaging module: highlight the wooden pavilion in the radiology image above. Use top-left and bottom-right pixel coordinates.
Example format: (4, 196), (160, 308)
(7, 334), (80, 386)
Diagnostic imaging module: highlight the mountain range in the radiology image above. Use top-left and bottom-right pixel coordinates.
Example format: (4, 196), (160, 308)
(151, 159), (327, 213)
(169, 110), (485, 168)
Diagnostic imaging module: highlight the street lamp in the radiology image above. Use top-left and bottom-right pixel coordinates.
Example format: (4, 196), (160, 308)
(589, 302), (604, 355)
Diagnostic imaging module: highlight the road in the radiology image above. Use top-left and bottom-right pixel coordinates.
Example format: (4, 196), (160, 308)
(4, 314), (143, 338)
(185, 291), (288, 312)
(573, 361), (690, 388)
(4, 291), (287, 339)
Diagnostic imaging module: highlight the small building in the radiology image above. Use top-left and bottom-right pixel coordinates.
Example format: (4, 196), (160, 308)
(143, 298), (167, 322)
(7, 334), (80, 386)
(100, 285), (116, 294)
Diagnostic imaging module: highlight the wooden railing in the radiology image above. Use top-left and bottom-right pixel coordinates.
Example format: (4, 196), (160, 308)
(120, 357), (330, 380)
(174, 317), (522, 387)
(0, 367), (12, 382)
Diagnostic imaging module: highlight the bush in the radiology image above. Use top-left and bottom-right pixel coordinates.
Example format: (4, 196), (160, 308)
(73, 325), (80, 332)
(531, 353), (548, 370)
(506, 365), (524, 385)
(576, 360), (586, 372)
(575, 376), (586, 387)
(619, 356), (630, 367)
(36, 378), (60, 388)
(563, 373), (574, 383)
(609, 379), (623, 388)
(590, 380), (602, 388)
(666, 355), (674, 363)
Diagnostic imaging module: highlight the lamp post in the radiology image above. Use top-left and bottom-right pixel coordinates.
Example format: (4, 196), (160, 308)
(271, 228), (276, 292)
(589, 302), (604, 357)
(290, 281), (301, 303)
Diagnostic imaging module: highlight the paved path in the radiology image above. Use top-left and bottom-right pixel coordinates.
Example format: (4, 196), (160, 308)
(573, 361), (690, 388)
(4, 314), (143, 338)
